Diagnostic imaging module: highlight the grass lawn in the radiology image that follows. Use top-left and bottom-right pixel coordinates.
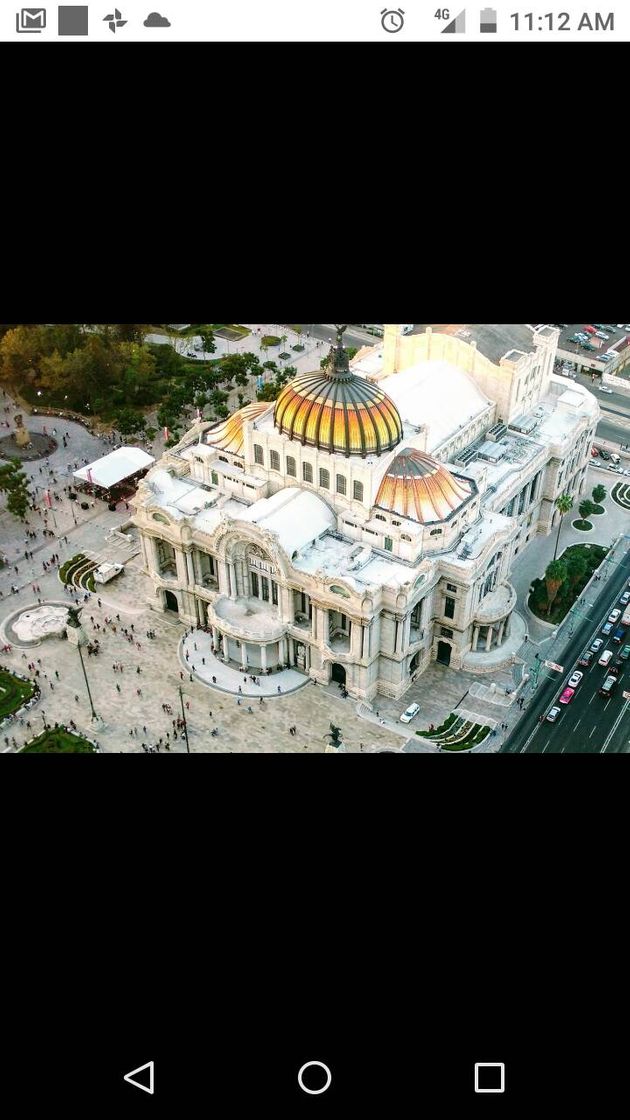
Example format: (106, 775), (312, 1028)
(19, 729), (96, 754)
(0, 669), (35, 720)
(261, 335), (281, 347)
(528, 543), (607, 623)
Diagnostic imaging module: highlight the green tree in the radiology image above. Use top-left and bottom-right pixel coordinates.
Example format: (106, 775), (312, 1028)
(552, 494), (574, 560)
(115, 408), (147, 437)
(0, 325), (46, 385)
(579, 499), (595, 523)
(0, 458), (31, 520)
(545, 559), (567, 616)
(145, 427), (158, 442)
(565, 554), (587, 587)
(200, 328), (216, 355)
(592, 484), (606, 505)
(256, 383), (282, 402)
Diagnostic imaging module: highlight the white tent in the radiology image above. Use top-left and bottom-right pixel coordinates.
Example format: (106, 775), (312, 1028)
(73, 447), (154, 490)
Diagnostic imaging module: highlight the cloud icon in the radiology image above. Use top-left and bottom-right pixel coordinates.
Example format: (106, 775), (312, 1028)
(144, 11), (170, 25)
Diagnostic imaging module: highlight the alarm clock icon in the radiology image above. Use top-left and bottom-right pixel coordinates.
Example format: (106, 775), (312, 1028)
(381, 7), (405, 33)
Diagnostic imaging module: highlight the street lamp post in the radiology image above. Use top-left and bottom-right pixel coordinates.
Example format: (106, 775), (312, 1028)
(77, 640), (98, 721)
(178, 685), (190, 753)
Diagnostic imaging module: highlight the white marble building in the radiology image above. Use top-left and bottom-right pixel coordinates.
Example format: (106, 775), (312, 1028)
(131, 324), (599, 700)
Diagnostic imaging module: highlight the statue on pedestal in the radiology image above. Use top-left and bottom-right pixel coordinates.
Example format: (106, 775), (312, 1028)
(13, 413), (30, 448)
(65, 605), (88, 646)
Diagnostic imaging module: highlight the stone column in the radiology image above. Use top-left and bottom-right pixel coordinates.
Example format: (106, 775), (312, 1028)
(212, 625), (220, 647)
(175, 548), (188, 584)
(485, 625), (493, 652)
(497, 619), (506, 646)
(260, 644), (267, 671)
(222, 634), (230, 662)
(185, 549), (195, 587)
(351, 621), (362, 658)
(318, 608), (329, 646)
(472, 625), (480, 652)
(279, 635), (287, 664)
(228, 560), (237, 600)
(241, 642), (248, 669)
(403, 613), (411, 650)
(311, 608), (317, 640)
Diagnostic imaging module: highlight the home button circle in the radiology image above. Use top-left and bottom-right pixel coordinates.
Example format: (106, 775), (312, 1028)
(298, 1060), (332, 1095)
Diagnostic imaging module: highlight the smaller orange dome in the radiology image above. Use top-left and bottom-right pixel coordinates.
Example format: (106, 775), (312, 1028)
(205, 402), (269, 457)
(376, 448), (471, 524)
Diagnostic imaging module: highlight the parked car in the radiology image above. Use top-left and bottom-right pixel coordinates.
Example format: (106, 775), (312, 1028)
(591, 447), (600, 457)
(608, 664), (622, 677)
(595, 332), (610, 340)
(590, 638), (604, 654)
(599, 649), (613, 667)
(578, 650), (594, 668)
(559, 687), (575, 705)
(546, 706), (561, 723)
(599, 675), (617, 697)
(583, 326), (597, 334)
(567, 671), (584, 689)
(400, 702), (421, 724)
(601, 622), (614, 636)
(608, 609), (622, 624)
(619, 644), (630, 661)
(598, 449), (611, 460)
(612, 627), (626, 644)
(620, 592), (630, 606)
(582, 342), (597, 351)
(599, 386), (614, 393)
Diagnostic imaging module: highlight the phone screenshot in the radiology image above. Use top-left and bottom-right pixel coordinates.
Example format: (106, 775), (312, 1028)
(0, 5), (625, 1116)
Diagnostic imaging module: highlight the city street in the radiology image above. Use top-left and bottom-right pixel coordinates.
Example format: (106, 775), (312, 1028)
(502, 539), (630, 753)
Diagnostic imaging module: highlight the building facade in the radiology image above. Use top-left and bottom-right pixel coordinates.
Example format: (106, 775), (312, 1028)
(132, 324), (599, 700)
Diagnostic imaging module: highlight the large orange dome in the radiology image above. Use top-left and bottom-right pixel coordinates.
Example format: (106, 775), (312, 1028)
(376, 448), (472, 524)
(274, 328), (402, 458)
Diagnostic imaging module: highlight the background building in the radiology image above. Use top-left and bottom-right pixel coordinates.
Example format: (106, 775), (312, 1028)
(132, 324), (599, 699)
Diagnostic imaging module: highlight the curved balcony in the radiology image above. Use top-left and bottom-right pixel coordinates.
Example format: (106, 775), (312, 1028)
(208, 594), (286, 643)
(474, 581), (517, 626)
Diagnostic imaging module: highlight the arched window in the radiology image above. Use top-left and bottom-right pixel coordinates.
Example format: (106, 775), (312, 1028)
(353, 481), (364, 501)
(286, 456), (296, 477)
(270, 450), (280, 471)
(319, 468), (330, 489)
(254, 444), (264, 465)
(302, 462), (313, 483)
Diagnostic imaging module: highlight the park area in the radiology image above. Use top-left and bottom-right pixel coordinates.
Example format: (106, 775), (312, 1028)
(528, 543), (608, 624)
(0, 668), (35, 721)
(19, 728), (96, 754)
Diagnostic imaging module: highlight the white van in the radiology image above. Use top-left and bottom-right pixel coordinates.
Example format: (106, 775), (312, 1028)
(93, 562), (124, 585)
(598, 649), (613, 668)
(610, 453), (621, 465)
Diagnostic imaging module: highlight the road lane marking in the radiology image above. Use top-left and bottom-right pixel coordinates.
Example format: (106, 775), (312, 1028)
(542, 739), (551, 753)
(572, 719), (582, 732)
(590, 727), (597, 738)
(589, 692), (597, 704)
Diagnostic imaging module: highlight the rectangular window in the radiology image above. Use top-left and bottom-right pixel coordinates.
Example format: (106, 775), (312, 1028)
(319, 468), (330, 489)
(286, 456), (296, 477)
(302, 462), (313, 483)
(353, 481), (364, 501)
(445, 596), (455, 620)
(271, 581), (278, 606)
(254, 444), (264, 465)
(270, 450), (280, 471)
(336, 474), (346, 495)
(251, 571), (259, 597)
(384, 537), (393, 552)
(261, 576), (269, 602)
(446, 583), (457, 593)
(441, 627), (454, 639)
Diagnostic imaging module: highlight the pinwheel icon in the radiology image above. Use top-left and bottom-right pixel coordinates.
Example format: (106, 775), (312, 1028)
(103, 8), (127, 31)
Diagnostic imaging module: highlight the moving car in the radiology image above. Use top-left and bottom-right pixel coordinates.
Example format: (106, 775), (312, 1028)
(598, 386), (614, 393)
(546, 706), (561, 723)
(599, 675), (617, 697)
(608, 608), (621, 624)
(578, 650), (594, 668)
(567, 671), (584, 689)
(590, 638), (604, 654)
(400, 702), (421, 724)
(601, 622), (613, 636)
(559, 687), (575, 705)
(598, 649), (613, 667)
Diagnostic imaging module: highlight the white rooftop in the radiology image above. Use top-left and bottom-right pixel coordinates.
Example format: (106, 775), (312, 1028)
(74, 446), (154, 489)
(237, 488), (336, 555)
(374, 360), (493, 452)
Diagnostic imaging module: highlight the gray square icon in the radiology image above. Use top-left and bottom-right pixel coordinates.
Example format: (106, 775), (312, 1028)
(58, 5), (89, 34)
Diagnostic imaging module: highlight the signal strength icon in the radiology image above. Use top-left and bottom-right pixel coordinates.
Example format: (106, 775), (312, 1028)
(442, 8), (466, 32)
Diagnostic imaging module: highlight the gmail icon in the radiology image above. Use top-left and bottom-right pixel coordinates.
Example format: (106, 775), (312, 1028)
(16, 7), (46, 31)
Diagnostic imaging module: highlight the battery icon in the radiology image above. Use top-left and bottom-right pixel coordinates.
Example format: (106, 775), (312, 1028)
(480, 7), (497, 31)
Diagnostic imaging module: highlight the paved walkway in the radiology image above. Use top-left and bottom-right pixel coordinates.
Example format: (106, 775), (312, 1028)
(179, 630), (308, 697)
